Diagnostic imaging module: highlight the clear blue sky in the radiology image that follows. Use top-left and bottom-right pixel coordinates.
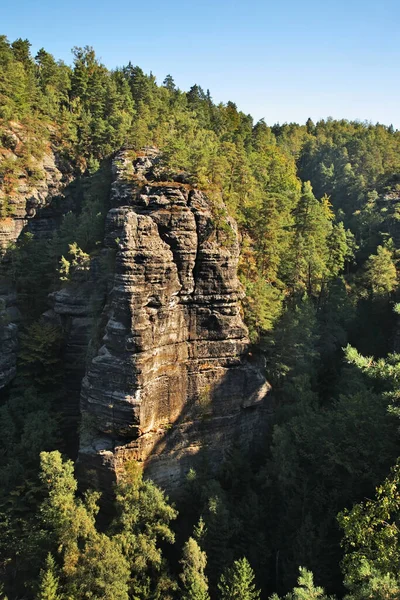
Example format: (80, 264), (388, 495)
(3, 0), (400, 127)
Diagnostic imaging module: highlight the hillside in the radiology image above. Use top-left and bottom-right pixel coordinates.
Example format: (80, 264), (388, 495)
(1, 35), (400, 600)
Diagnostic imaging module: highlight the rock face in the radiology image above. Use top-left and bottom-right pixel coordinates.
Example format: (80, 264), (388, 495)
(0, 123), (73, 392)
(78, 150), (270, 492)
(0, 122), (73, 253)
(44, 280), (103, 454)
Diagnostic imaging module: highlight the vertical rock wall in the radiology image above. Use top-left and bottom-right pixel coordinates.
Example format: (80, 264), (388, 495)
(78, 150), (270, 492)
(0, 124), (72, 391)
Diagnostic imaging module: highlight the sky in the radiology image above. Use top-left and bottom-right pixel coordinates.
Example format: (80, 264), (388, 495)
(2, 0), (400, 127)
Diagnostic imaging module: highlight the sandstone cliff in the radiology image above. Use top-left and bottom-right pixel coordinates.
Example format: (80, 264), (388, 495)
(0, 137), (271, 490)
(0, 123), (72, 391)
(0, 122), (73, 253)
(78, 150), (270, 492)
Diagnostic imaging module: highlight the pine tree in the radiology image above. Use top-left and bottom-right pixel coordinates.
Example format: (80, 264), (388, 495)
(269, 567), (332, 600)
(163, 74), (176, 91)
(180, 537), (210, 600)
(0, 35), (32, 118)
(11, 38), (33, 69)
(218, 557), (260, 600)
(111, 460), (177, 598)
(203, 494), (233, 588)
(39, 452), (130, 600)
(338, 461), (400, 598)
(364, 243), (398, 296)
(36, 554), (61, 600)
(283, 182), (337, 296)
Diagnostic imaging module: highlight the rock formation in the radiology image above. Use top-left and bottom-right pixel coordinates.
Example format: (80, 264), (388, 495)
(43, 278), (103, 454)
(78, 150), (270, 492)
(0, 135), (270, 488)
(0, 123), (73, 253)
(0, 123), (73, 391)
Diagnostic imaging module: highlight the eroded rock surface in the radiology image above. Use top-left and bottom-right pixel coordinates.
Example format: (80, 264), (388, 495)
(0, 123), (73, 253)
(78, 150), (270, 492)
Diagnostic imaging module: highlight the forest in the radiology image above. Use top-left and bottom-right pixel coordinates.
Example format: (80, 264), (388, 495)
(1, 35), (400, 599)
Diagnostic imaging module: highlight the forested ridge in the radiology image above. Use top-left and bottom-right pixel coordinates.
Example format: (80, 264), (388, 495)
(1, 35), (400, 599)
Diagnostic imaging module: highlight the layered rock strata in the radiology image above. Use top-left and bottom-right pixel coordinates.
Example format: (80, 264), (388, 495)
(44, 280), (101, 454)
(78, 150), (271, 491)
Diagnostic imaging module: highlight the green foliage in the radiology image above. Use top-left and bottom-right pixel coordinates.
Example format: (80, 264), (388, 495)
(58, 242), (90, 282)
(111, 461), (178, 599)
(36, 554), (61, 600)
(338, 462), (400, 599)
(19, 321), (63, 387)
(282, 183), (351, 296)
(67, 533), (130, 600)
(0, 318), (64, 597)
(240, 271), (283, 342)
(364, 244), (398, 296)
(269, 567), (333, 600)
(263, 358), (398, 591)
(344, 343), (400, 418)
(2, 33), (400, 600)
(5, 233), (55, 317)
(202, 493), (234, 589)
(180, 537), (210, 600)
(218, 557), (260, 600)
(39, 451), (130, 600)
(342, 567), (400, 600)
(24, 453), (179, 600)
(264, 296), (319, 389)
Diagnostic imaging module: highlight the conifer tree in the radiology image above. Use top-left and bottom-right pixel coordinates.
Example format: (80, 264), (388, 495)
(284, 183), (336, 296)
(180, 537), (210, 600)
(364, 243), (398, 296)
(202, 494), (233, 588)
(269, 567), (332, 600)
(338, 462), (400, 599)
(39, 452), (130, 600)
(218, 557), (260, 600)
(163, 74), (176, 91)
(36, 554), (61, 600)
(111, 460), (177, 599)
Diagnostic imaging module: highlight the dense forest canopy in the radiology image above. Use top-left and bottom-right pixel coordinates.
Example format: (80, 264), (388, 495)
(1, 35), (400, 600)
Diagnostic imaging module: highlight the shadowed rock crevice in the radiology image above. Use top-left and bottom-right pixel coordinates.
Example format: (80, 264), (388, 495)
(0, 134), (75, 392)
(77, 149), (271, 494)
